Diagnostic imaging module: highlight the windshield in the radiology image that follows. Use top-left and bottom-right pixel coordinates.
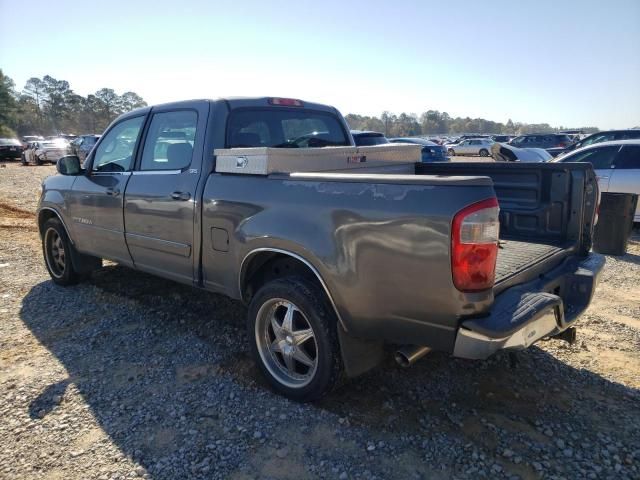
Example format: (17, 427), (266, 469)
(227, 109), (350, 148)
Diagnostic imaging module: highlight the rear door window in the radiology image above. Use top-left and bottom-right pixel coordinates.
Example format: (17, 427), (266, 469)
(614, 145), (640, 169)
(227, 109), (349, 148)
(140, 110), (197, 171)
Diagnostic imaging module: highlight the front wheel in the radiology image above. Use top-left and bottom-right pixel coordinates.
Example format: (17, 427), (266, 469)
(448, 148), (456, 156)
(42, 218), (82, 286)
(248, 276), (343, 402)
(479, 149), (489, 157)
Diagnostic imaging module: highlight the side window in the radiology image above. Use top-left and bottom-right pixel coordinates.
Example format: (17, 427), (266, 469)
(614, 146), (640, 169)
(140, 110), (197, 171)
(563, 146), (619, 169)
(92, 116), (144, 172)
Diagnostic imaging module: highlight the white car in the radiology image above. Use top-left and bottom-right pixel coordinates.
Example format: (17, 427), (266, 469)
(28, 139), (70, 165)
(447, 138), (494, 157)
(552, 139), (640, 222)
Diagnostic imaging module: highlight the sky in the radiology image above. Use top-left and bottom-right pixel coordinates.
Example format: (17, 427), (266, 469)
(1, 0), (639, 129)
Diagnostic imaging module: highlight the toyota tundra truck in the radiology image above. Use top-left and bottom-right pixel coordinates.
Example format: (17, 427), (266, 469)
(37, 97), (604, 401)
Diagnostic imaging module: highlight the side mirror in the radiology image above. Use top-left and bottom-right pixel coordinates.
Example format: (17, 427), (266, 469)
(57, 155), (82, 175)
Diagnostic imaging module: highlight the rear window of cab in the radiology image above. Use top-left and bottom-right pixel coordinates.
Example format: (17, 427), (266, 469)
(226, 109), (350, 148)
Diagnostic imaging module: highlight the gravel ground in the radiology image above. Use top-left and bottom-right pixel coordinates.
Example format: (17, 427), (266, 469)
(1, 161), (639, 480)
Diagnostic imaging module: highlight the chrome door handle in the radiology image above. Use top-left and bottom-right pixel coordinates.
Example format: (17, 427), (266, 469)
(105, 187), (120, 196)
(170, 191), (191, 201)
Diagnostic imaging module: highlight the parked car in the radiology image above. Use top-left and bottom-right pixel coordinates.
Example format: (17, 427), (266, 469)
(447, 138), (494, 157)
(38, 97), (603, 401)
(552, 140), (640, 222)
(0, 138), (24, 160)
(29, 139), (71, 165)
(555, 129), (640, 158)
(350, 130), (389, 146)
(70, 134), (101, 162)
(491, 142), (553, 162)
(389, 137), (449, 162)
(509, 134), (573, 155)
(21, 135), (44, 147)
(21, 142), (38, 165)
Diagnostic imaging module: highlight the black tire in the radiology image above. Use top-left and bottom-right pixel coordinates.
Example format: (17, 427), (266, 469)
(248, 276), (343, 402)
(35, 155), (43, 166)
(42, 218), (82, 286)
(479, 149), (489, 157)
(448, 148), (455, 156)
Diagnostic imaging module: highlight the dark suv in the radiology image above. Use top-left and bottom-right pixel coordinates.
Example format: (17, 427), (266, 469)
(509, 134), (573, 155)
(560, 129), (640, 156)
(70, 134), (100, 162)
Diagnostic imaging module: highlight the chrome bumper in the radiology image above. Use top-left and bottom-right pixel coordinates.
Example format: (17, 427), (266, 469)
(453, 308), (558, 360)
(452, 253), (605, 360)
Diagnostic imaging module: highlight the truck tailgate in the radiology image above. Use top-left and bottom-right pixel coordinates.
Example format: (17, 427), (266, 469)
(495, 240), (567, 284)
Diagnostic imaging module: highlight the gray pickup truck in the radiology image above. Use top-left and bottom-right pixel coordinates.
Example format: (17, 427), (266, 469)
(38, 97), (604, 401)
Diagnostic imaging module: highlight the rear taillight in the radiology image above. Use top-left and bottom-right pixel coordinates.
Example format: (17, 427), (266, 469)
(451, 198), (500, 292)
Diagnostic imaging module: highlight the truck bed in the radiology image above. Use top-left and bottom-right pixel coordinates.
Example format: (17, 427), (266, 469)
(495, 240), (565, 284)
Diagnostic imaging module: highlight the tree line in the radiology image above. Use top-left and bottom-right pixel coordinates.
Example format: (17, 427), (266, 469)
(345, 111), (599, 137)
(0, 69), (147, 137)
(1, 68), (601, 139)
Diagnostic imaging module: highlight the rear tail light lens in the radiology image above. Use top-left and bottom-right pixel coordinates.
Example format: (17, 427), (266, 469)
(451, 198), (500, 292)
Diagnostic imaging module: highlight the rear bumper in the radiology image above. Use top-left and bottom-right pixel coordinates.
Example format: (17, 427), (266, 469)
(0, 149), (23, 159)
(453, 253), (605, 359)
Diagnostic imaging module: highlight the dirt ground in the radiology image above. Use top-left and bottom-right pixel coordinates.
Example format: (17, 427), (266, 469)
(0, 161), (638, 480)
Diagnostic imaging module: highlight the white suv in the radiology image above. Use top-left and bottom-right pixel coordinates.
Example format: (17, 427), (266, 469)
(448, 138), (494, 157)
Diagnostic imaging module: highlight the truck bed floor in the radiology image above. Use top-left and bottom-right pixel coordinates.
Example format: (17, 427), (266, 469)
(495, 240), (565, 283)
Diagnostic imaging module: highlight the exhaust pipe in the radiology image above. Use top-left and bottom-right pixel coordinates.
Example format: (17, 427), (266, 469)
(394, 346), (431, 367)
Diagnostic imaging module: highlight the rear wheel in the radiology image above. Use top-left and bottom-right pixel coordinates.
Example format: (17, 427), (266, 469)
(248, 276), (342, 402)
(42, 218), (82, 286)
(448, 148), (456, 156)
(479, 149), (489, 157)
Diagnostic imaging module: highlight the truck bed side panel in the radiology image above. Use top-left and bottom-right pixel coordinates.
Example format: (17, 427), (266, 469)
(201, 173), (495, 351)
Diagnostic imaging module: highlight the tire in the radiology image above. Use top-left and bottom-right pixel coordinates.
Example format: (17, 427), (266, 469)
(42, 218), (82, 286)
(479, 149), (489, 157)
(35, 155), (43, 166)
(248, 276), (343, 402)
(448, 149), (456, 156)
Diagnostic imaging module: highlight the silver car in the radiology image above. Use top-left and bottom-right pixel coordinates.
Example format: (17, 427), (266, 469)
(553, 139), (640, 221)
(33, 139), (71, 165)
(447, 138), (494, 157)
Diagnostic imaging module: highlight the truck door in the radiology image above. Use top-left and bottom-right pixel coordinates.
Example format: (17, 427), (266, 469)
(123, 105), (207, 284)
(66, 115), (146, 265)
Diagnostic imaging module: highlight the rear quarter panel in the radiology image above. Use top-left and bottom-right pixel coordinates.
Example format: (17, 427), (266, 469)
(201, 173), (496, 350)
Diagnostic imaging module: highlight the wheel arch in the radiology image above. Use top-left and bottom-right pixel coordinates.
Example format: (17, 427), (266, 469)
(38, 207), (73, 243)
(239, 248), (345, 329)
